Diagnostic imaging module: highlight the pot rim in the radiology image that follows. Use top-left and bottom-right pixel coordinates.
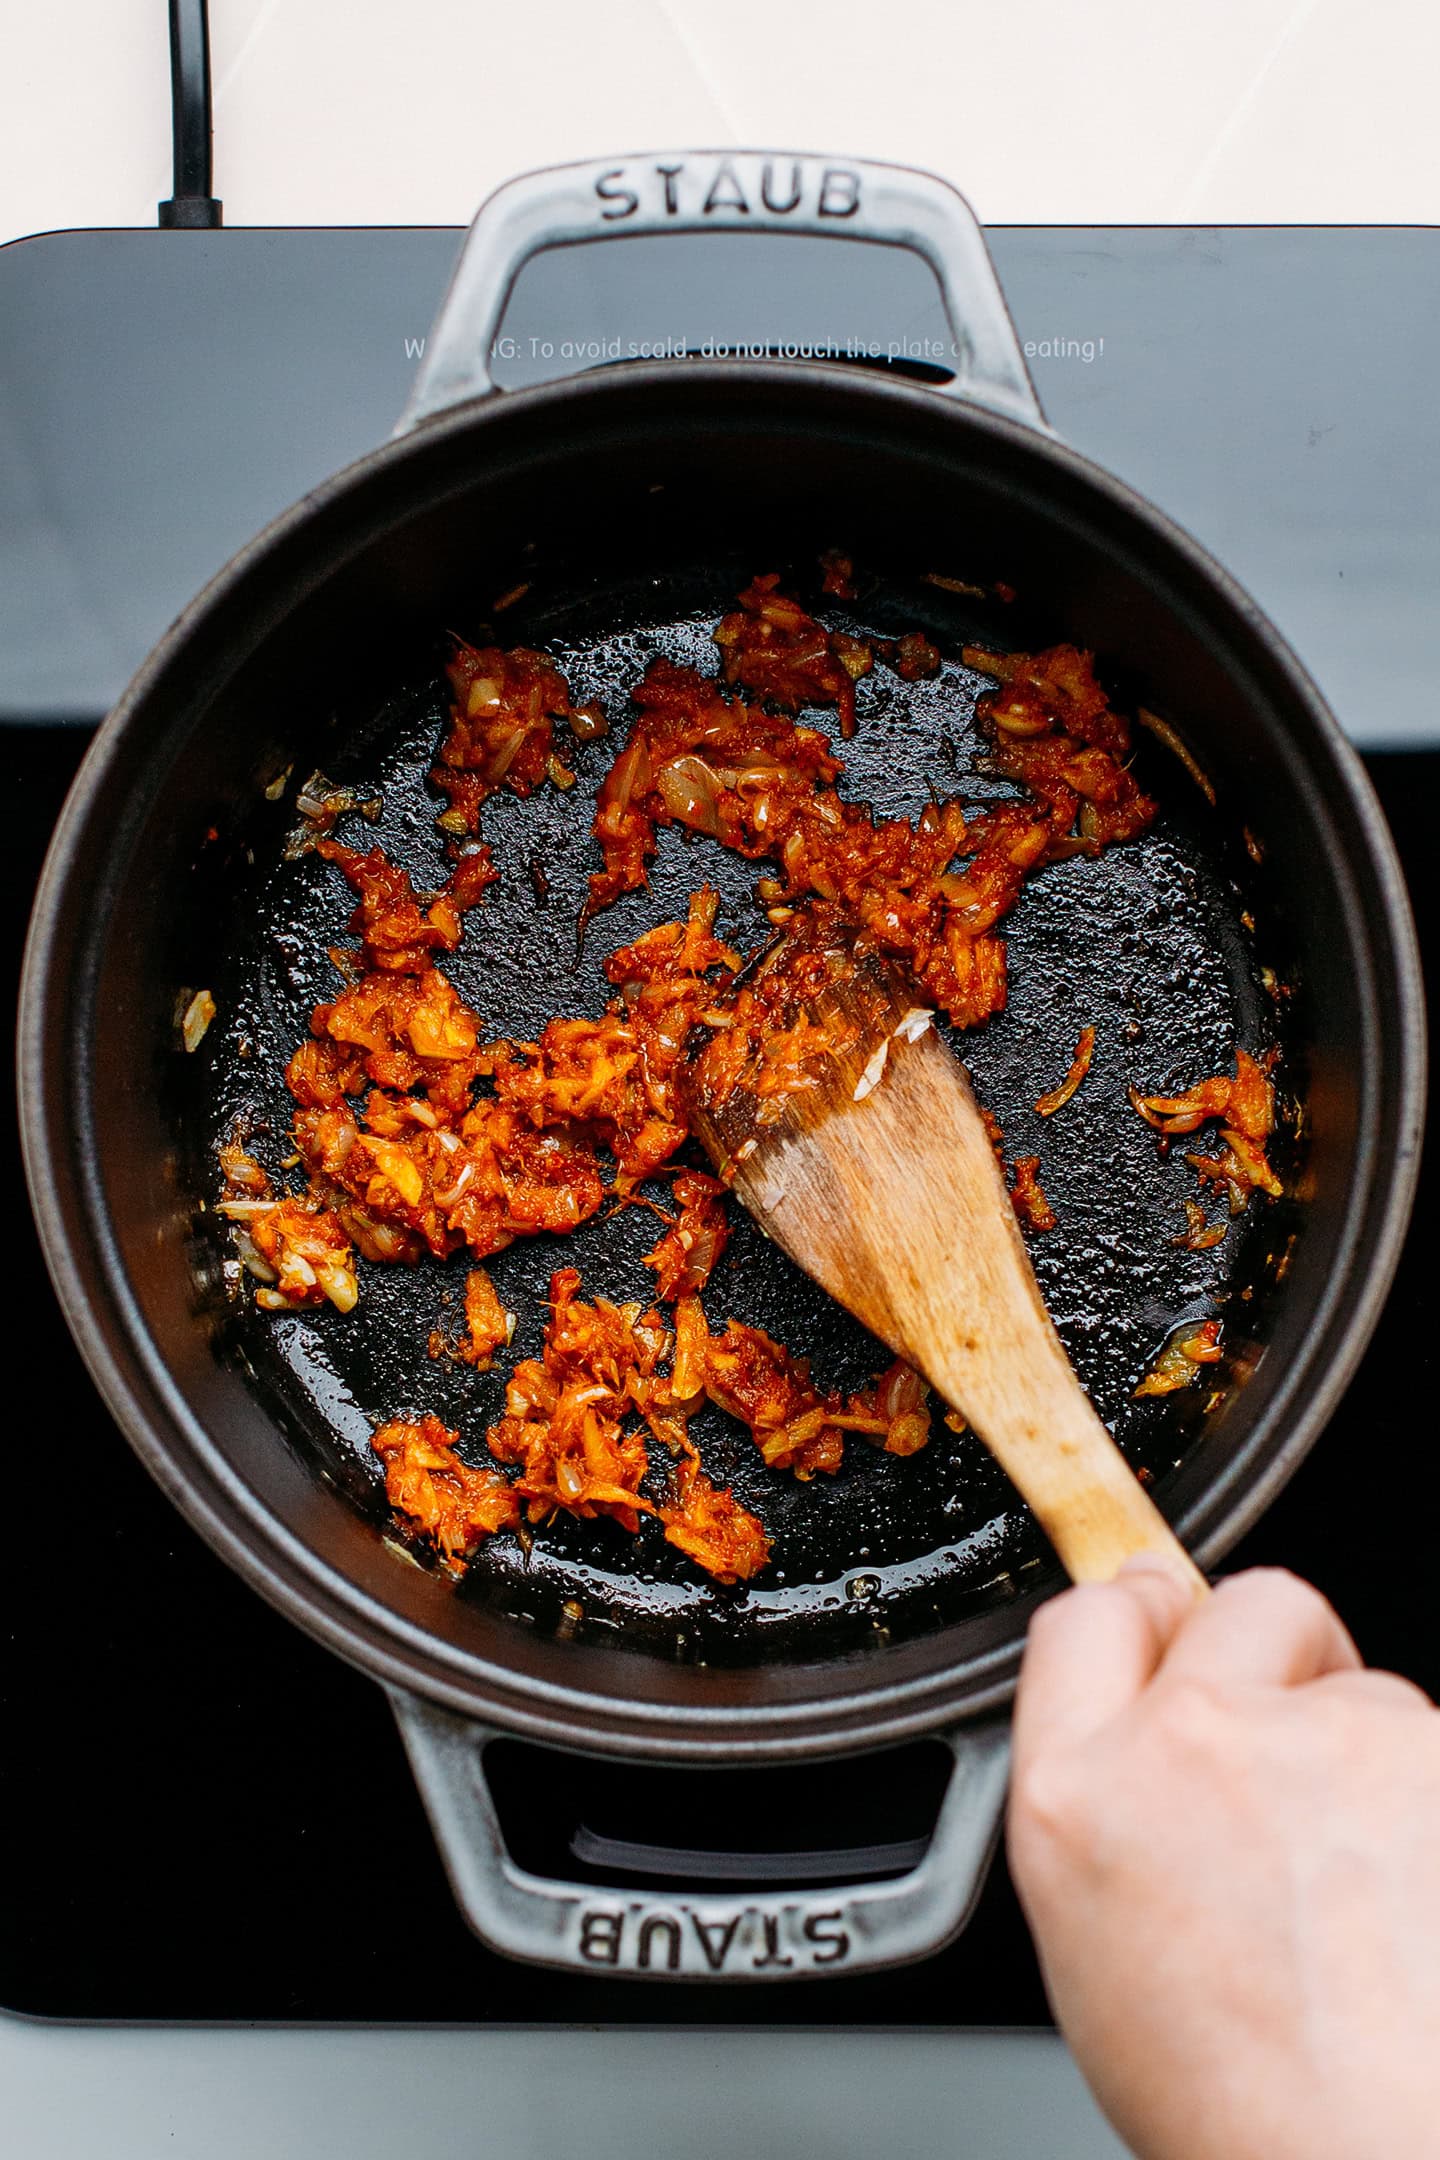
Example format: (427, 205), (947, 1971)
(19, 359), (1427, 1762)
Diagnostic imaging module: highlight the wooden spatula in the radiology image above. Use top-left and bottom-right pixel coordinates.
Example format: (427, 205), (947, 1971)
(686, 929), (1207, 1599)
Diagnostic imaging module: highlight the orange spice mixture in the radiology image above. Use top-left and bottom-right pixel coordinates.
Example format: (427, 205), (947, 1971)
(373, 1414), (521, 1570)
(379, 1258), (930, 1580)
(1035, 1026), (1096, 1117)
(433, 642), (603, 838)
(389, 1267), (775, 1583)
(227, 585), (1212, 1587)
(1130, 1048), (1281, 1215)
(713, 572), (874, 737)
(585, 634), (1155, 1037)
(1134, 1319), (1224, 1398)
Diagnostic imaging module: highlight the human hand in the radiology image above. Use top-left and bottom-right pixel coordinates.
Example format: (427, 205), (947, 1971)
(1007, 1564), (1440, 2160)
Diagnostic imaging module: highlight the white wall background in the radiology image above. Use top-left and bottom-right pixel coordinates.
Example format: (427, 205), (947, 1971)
(1, 0), (1437, 244)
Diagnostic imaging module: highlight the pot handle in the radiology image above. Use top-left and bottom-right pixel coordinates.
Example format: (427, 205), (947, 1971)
(388, 1687), (1010, 1981)
(395, 150), (1045, 435)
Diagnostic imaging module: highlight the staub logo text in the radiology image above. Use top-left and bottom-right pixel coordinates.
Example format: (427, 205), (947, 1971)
(576, 1899), (852, 1974)
(592, 156), (862, 225)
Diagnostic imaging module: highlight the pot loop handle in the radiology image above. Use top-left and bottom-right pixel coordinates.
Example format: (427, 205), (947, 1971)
(395, 150), (1046, 435)
(389, 1688), (1011, 1981)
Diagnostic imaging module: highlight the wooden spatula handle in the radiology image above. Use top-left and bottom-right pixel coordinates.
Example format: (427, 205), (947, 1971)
(752, 1024), (1207, 1602)
(930, 1340), (1209, 1600)
(890, 1039), (1208, 1601)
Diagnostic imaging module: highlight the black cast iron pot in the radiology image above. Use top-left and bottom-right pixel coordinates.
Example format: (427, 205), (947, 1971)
(19, 153), (1424, 1981)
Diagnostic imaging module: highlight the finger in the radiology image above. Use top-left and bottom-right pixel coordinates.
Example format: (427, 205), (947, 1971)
(1014, 1560), (1194, 1770)
(1311, 1666), (1435, 1715)
(1156, 1567), (1361, 1691)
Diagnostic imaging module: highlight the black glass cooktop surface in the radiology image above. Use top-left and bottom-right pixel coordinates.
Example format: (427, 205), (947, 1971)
(4, 737), (1433, 2024)
(3, 224), (1434, 2022)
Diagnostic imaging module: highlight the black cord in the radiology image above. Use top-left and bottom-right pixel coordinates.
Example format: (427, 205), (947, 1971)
(158, 0), (223, 228)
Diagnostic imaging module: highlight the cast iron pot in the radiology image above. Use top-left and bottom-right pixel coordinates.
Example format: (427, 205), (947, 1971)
(19, 153), (1424, 1981)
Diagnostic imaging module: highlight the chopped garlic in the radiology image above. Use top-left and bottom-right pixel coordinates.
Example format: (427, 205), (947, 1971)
(181, 989), (216, 1053)
(853, 1038), (889, 1101)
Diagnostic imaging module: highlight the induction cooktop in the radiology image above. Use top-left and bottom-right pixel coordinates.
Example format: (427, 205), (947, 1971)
(3, 222), (1434, 2023)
